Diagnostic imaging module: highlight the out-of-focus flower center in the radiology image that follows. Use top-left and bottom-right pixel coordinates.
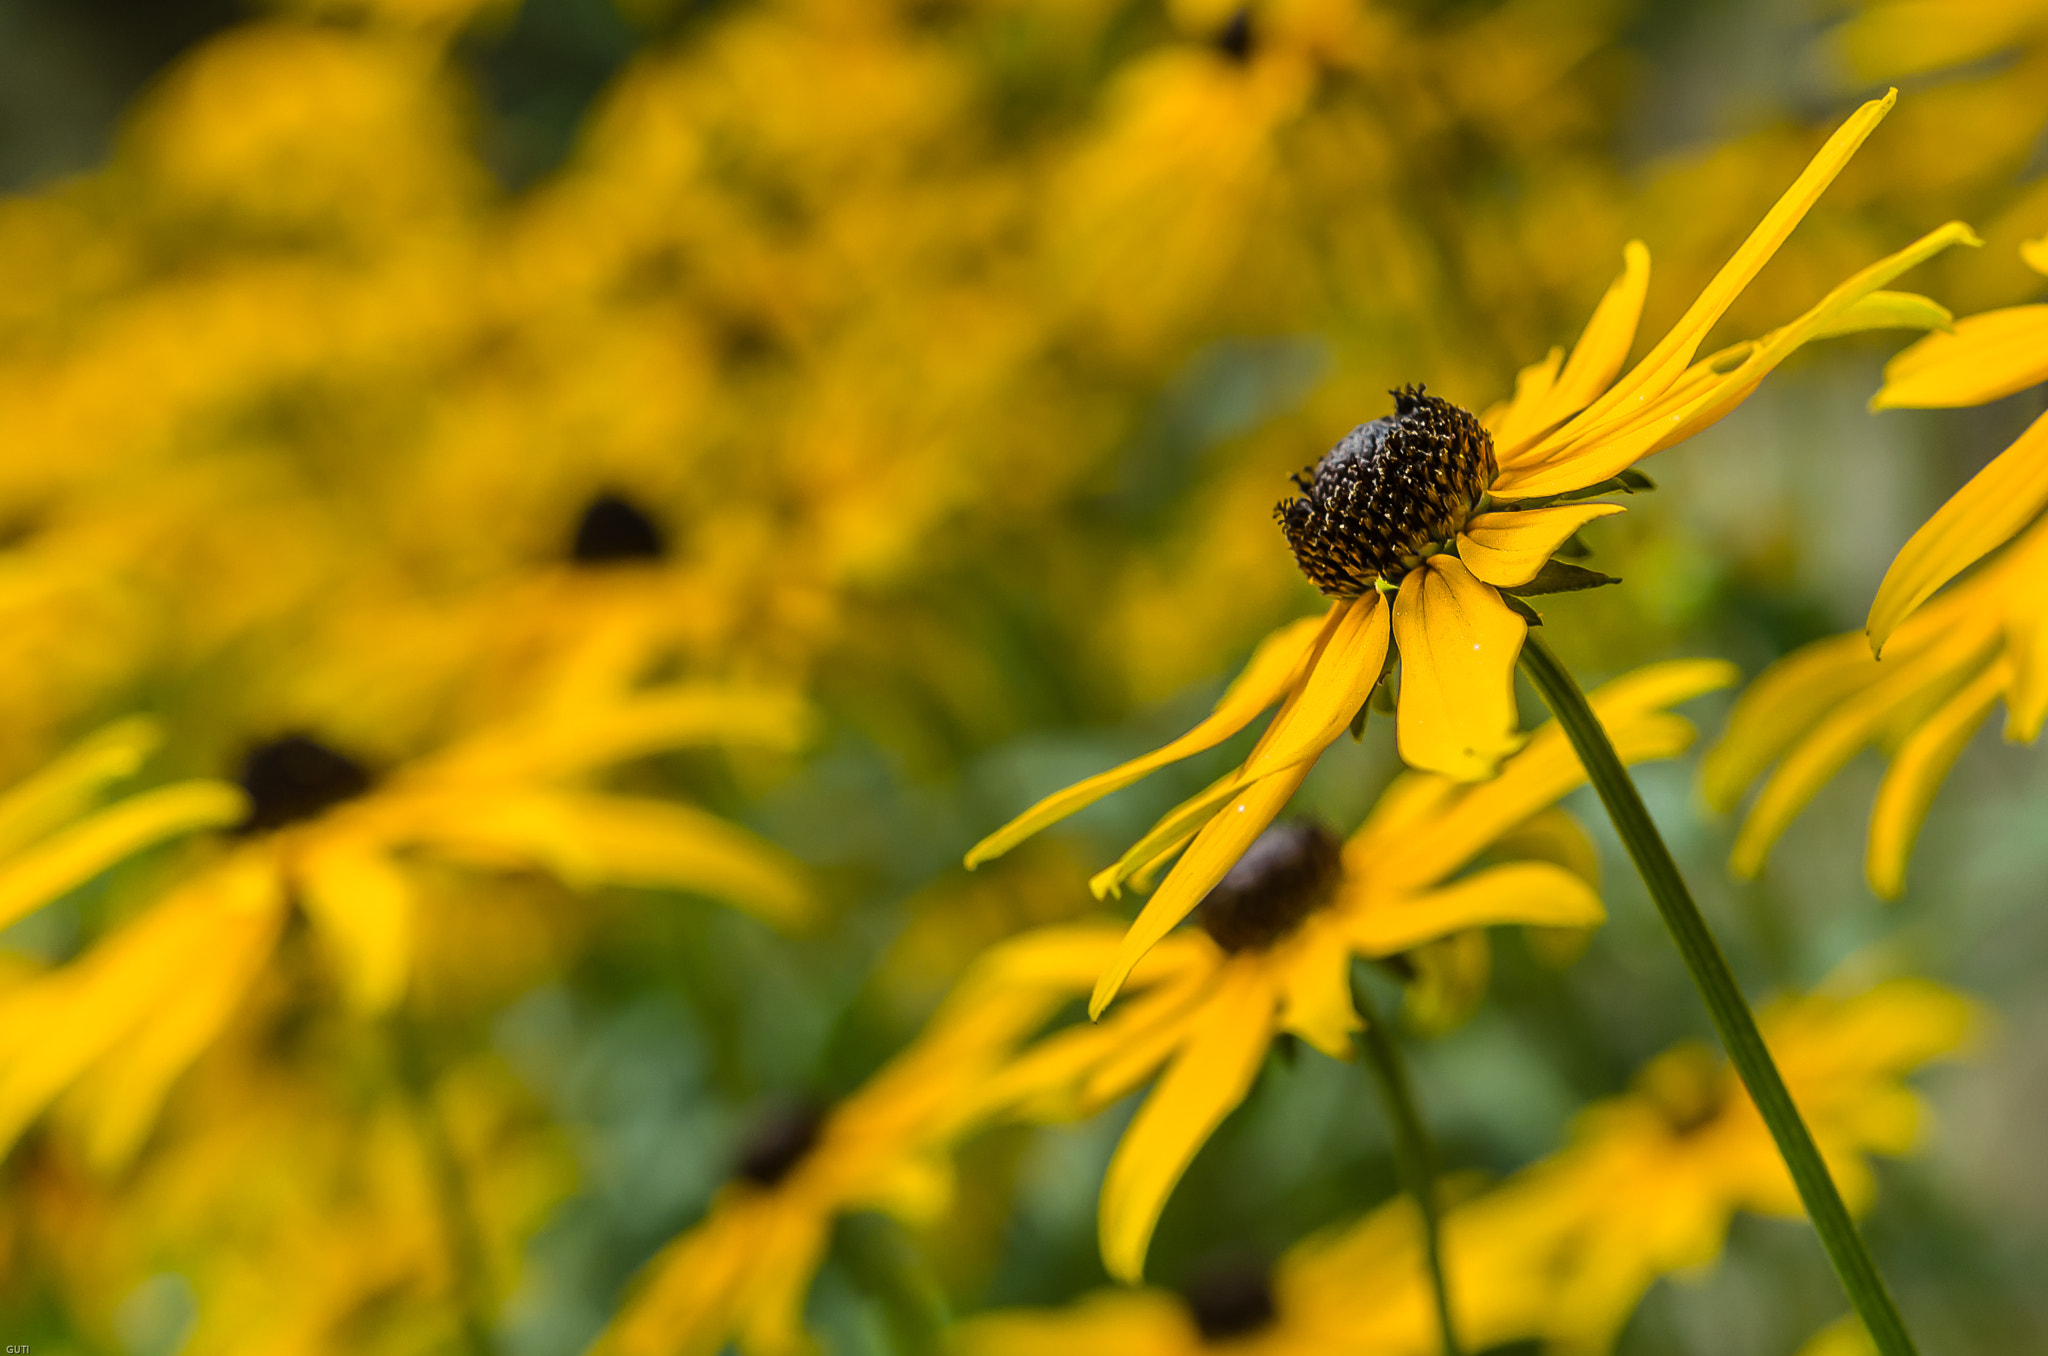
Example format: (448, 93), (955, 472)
(1214, 8), (1255, 63)
(734, 1102), (826, 1187)
(570, 491), (667, 565)
(1179, 1255), (1280, 1343)
(1197, 821), (1343, 953)
(1275, 385), (1496, 598)
(237, 734), (375, 834)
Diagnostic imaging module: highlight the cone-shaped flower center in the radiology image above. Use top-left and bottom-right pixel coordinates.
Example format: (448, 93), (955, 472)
(1179, 1256), (1279, 1343)
(237, 734), (375, 834)
(1276, 385), (1495, 598)
(1197, 821), (1343, 953)
(571, 492), (667, 564)
(734, 1102), (826, 1187)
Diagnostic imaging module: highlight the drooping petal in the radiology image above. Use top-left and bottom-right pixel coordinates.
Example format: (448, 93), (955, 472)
(0, 780), (249, 934)
(1867, 662), (2007, 899)
(2004, 543), (2048, 743)
(1701, 634), (1895, 813)
(1872, 306), (2048, 410)
(1458, 503), (1626, 588)
(1088, 757), (1312, 1019)
(1098, 961), (1276, 1282)
(1866, 410), (2048, 653)
(0, 716), (162, 860)
(1393, 557), (1527, 781)
(1274, 922), (1361, 1060)
(1809, 290), (1953, 339)
(1346, 862), (1605, 956)
(591, 1197), (765, 1356)
(297, 832), (415, 1013)
(965, 611), (1334, 868)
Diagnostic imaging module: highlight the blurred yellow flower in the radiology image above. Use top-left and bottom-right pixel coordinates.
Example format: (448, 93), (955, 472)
(967, 660), (1731, 1281)
(969, 91), (1966, 1019)
(1464, 978), (1976, 1354)
(0, 684), (810, 1170)
(589, 975), (1060, 1356)
(1863, 232), (2048, 651)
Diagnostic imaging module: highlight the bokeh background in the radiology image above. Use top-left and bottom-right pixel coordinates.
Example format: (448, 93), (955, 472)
(0, 0), (2044, 1352)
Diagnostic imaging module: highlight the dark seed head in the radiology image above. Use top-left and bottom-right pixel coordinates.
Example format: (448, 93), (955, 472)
(1197, 821), (1344, 954)
(1276, 385), (1496, 598)
(570, 492), (666, 565)
(237, 735), (375, 834)
(1180, 1255), (1279, 1343)
(1215, 7), (1254, 63)
(734, 1102), (826, 1187)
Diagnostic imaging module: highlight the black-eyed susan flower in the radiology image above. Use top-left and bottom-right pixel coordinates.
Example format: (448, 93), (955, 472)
(966, 661), (1732, 1282)
(587, 976), (1060, 1356)
(968, 90), (1969, 1020)
(1706, 233), (2048, 895)
(1463, 978), (1975, 1355)
(0, 682), (811, 1170)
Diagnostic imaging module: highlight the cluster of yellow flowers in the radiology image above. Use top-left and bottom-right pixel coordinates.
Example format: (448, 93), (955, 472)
(0, 0), (2043, 1353)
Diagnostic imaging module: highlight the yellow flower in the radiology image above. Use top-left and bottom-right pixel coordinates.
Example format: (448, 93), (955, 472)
(0, 683), (811, 1170)
(1863, 231), (2048, 652)
(588, 976), (1060, 1356)
(1705, 514), (2048, 895)
(968, 91), (1968, 1018)
(967, 661), (1732, 1282)
(1463, 978), (1976, 1355)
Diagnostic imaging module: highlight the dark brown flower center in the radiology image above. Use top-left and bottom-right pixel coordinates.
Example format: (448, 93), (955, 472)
(237, 735), (375, 834)
(1180, 1256), (1279, 1343)
(1275, 385), (1495, 598)
(1197, 821), (1343, 953)
(1214, 8), (1254, 63)
(734, 1102), (826, 1187)
(570, 492), (666, 565)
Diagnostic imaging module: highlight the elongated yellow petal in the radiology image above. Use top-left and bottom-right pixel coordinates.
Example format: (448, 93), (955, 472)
(1728, 630), (1999, 878)
(1241, 596), (1390, 774)
(0, 716), (162, 861)
(1458, 503), (1626, 588)
(2005, 573), (2048, 743)
(1866, 411), (2048, 653)
(1393, 557), (1527, 781)
(1701, 634), (1887, 813)
(1872, 306), (2048, 410)
(591, 1199), (762, 1356)
(1274, 923), (1359, 1060)
(1867, 662), (2006, 899)
(1089, 770), (1240, 900)
(1347, 862), (1604, 956)
(1483, 345), (1564, 447)
(297, 833), (414, 1013)
(2024, 234), (2048, 277)
(0, 780), (248, 934)
(1495, 242), (1650, 460)
(965, 611), (1334, 868)
(436, 685), (813, 784)
(1098, 961), (1275, 1282)
(1809, 290), (1953, 339)
(1088, 758), (1312, 1019)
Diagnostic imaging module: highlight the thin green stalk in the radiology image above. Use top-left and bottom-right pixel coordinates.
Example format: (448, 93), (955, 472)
(1516, 630), (1918, 1356)
(391, 1014), (499, 1356)
(1349, 965), (1464, 1356)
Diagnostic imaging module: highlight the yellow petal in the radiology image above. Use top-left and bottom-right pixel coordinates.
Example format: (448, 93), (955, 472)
(0, 716), (163, 861)
(1728, 629), (1998, 878)
(2004, 547), (2048, 743)
(297, 834), (415, 1013)
(0, 780), (248, 934)
(1483, 345), (1564, 448)
(1808, 290), (1953, 339)
(1346, 862), (1604, 956)
(1701, 635), (1887, 813)
(1866, 411), (2048, 653)
(1867, 662), (2006, 899)
(1274, 923), (1361, 1060)
(965, 610), (1334, 868)
(1088, 758), (1312, 1019)
(438, 685), (813, 784)
(590, 1199), (762, 1356)
(1098, 962), (1276, 1282)
(1086, 600), (1390, 1016)
(1393, 557), (1527, 781)
(1872, 306), (2048, 410)
(1457, 503), (1626, 589)
(2024, 233), (2048, 278)
(1495, 241), (1650, 460)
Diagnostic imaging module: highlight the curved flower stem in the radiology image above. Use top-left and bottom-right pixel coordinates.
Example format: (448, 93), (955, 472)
(390, 1014), (499, 1356)
(1517, 630), (1918, 1356)
(1349, 966), (1464, 1356)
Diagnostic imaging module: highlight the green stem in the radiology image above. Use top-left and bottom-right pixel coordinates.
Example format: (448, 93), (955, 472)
(391, 1014), (499, 1356)
(1349, 966), (1464, 1356)
(1516, 630), (1918, 1356)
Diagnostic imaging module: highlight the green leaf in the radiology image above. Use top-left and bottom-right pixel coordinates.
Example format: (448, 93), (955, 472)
(1498, 592), (1545, 626)
(1505, 561), (1620, 596)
